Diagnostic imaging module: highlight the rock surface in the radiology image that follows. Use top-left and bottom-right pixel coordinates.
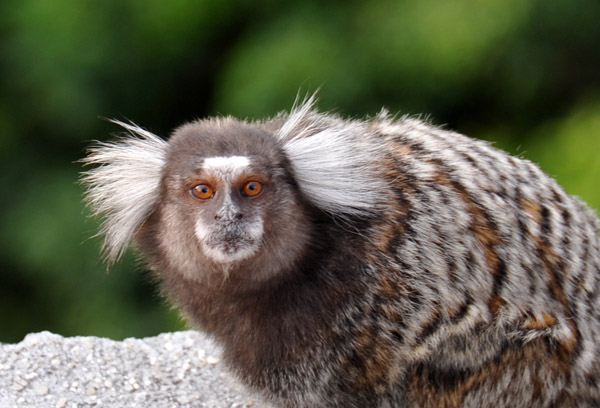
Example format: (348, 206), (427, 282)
(0, 331), (266, 407)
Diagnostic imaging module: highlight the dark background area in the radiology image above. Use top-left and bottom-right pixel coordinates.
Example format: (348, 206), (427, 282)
(1, 0), (599, 343)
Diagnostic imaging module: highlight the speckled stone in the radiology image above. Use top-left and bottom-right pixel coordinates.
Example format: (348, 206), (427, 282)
(0, 331), (267, 408)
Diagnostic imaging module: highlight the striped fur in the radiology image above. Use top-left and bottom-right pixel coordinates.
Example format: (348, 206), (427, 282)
(82, 100), (600, 407)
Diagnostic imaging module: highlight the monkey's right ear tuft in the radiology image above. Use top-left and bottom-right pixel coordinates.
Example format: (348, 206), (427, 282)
(81, 120), (168, 265)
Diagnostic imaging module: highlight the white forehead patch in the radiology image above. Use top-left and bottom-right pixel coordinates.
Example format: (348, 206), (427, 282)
(202, 156), (250, 176)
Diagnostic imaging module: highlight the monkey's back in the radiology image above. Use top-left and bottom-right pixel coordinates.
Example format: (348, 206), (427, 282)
(335, 116), (600, 406)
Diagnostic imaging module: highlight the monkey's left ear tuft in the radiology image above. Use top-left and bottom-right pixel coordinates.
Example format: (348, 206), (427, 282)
(81, 120), (168, 265)
(276, 97), (388, 218)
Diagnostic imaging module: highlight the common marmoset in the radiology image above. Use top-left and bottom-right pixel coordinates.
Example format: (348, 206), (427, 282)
(82, 97), (600, 407)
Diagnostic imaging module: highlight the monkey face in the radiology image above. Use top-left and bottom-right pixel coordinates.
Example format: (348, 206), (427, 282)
(187, 156), (268, 264)
(156, 142), (310, 283)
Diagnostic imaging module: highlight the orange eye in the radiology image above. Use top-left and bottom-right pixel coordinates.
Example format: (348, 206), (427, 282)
(191, 184), (214, 200)
(242, 181), (263, 197)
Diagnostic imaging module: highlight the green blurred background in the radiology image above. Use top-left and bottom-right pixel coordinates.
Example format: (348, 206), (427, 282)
(1, 0), (599, 343)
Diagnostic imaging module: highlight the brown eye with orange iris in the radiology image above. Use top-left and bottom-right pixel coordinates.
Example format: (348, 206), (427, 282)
(191, 184), (214, 200)
(242, 181), (263, 197)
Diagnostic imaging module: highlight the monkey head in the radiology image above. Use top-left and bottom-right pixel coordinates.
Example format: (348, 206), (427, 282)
(136, 120), (313, 285)
(82, 99), (386, 287)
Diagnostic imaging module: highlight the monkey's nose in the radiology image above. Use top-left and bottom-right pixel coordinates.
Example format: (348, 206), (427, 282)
(214, 212), (243, 221)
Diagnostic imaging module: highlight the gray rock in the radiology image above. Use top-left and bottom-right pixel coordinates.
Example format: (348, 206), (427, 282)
(0, 331), (265, 407)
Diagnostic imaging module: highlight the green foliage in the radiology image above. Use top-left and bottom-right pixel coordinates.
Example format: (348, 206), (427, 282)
(527, 100), (600, 209)
(1, 0), (599, 342)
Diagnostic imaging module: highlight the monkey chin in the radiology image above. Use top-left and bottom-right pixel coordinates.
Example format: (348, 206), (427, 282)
(200, 239), (261, 265)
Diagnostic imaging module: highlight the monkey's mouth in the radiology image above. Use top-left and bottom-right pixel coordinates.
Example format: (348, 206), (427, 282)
(195, 219), (264, 264)
(219, 238), (246, 254)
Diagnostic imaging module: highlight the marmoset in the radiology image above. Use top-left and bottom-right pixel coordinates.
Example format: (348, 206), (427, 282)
(82, 97), (600, 407)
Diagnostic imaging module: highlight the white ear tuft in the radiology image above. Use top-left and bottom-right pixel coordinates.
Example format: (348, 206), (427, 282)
(81, 120), (168, 264)
(277, 93), (320, 140)
(277, 100), (386, 217)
